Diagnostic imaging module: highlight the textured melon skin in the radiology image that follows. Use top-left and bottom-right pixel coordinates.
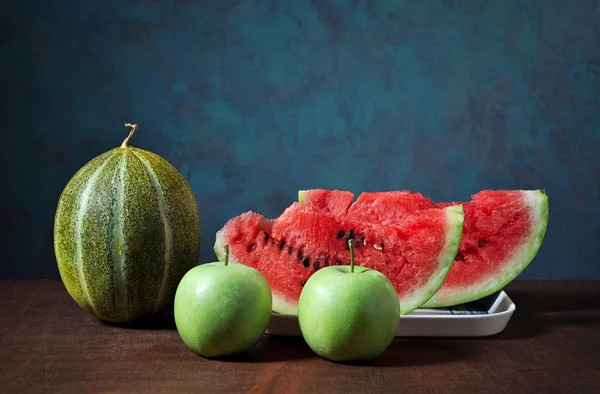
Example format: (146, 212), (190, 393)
(54, 146), (201, 323)
(423, 190), (549, 308)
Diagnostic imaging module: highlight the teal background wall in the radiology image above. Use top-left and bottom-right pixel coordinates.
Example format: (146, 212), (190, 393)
(1, 1), (599, 279)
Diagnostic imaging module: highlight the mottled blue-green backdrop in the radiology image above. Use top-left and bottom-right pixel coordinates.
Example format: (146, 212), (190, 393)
(1, 1), (599, 279)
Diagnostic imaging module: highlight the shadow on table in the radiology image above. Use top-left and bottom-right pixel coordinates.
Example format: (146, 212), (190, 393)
(210, 335), (314, 363)
(368, 340), (466, 367)
(314, 340), (468, 367)
(490, 284), (600, 340)
(212, 337), (467, 366)
(101, 310), (176, 330)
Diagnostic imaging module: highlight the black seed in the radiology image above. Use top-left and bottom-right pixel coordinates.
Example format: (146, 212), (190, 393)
(477, 239), (486, 248)
(301, 280), (306, 287)
(247, 243), (256, 252)
(314, 261), (320, 270)
(336, 230), (345, 239)
(303, 257), (310, 268)
(380, 242), (385, 250)
(297, 249), (304, 261)
(287, 246), (293, 255)
(279, 240), (285, 251)
(264, 232), (269, 242)
(455, 252), (464, 260)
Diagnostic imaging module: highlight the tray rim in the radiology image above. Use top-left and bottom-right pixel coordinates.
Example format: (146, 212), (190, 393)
(266, 290), (517, 337)
(269, 290), (515, 320)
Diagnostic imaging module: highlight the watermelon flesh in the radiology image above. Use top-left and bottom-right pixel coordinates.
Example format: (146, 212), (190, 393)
(215, 202), (464, 315)
(298, 189), (549, 308)
(425, 190), (548, 307)
(296, 189), (355, 216)
(299, 189), (437, 224)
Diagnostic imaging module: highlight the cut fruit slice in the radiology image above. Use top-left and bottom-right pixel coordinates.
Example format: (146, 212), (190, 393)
(215, 202), (463, 315)
(424, 190), (548, 307)
(299, 189), (549, 308)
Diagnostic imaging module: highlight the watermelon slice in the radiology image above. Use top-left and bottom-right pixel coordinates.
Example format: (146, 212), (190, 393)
(298, 189), (549, 308)
(214, 202), (464, 315)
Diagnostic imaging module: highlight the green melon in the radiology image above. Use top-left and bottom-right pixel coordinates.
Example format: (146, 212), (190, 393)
(54, 123), (201, 323)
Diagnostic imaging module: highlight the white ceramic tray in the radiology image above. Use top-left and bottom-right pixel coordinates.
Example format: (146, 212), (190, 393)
(266, 290), (515, 337)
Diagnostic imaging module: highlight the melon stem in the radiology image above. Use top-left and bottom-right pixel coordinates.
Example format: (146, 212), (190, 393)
(121, 123), (139, 148)
(348, 239), (355, 273)
(224, 244), (229, 267)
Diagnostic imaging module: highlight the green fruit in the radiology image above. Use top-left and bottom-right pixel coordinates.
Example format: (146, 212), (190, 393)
(298, 240), (399, 362)
(54, 123), (201, 323)
(174, 246), (272, 358)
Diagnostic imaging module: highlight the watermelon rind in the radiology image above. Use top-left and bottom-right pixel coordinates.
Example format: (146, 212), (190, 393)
(423, 190), (549, 308)
(399, 204), (464, 313)
(297, 190), (307, 204)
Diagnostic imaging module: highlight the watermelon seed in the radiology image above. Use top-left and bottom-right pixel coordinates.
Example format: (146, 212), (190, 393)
(455, 252), (464, 260)
(297, 249), (304, 261)
(279, 240), (285, 251)
(336, 230), (345, 239)
(373, 244), (383, 251)
(247, 243), (256, 252)
(301, 280), (306, 287)
(477, 239), (487, 248)
(287, 246), (293, 255)
(303, 257), (310, 268)
(263, 232), (269, 243)
(361, 236), (366, 246)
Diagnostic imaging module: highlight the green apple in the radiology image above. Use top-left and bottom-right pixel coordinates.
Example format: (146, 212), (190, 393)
(298, 239), (400, 362)
(174, 245), (272, 358)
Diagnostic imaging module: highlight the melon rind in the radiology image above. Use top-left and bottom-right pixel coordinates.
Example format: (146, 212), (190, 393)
(399, 205), (464, 313)
(54, 147), (201, 323)
(423, 190), (549, 308)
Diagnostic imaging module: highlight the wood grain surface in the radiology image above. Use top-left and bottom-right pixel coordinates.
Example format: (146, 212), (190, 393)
(1, 280), (599, 393)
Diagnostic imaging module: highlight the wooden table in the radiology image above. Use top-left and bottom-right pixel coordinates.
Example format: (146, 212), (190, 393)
(1, 281), (599, 393)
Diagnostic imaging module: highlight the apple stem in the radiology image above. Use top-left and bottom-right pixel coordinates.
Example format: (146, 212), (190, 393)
(121, 123), (139, 148)
(224, 244), (229, 266)
(348, 239), (355, 273)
